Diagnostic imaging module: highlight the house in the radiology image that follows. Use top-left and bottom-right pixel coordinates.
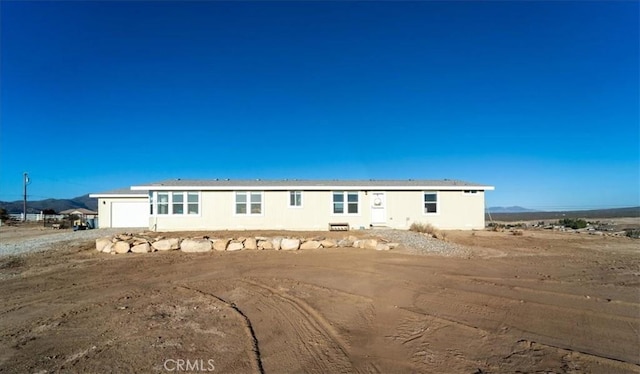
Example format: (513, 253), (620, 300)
(90, 179), (494, 230)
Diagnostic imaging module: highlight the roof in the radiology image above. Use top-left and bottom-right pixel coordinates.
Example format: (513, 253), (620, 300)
(60, 208), (98, 215)
(89, 187), (149, 198)
(131, 179), (495, 191)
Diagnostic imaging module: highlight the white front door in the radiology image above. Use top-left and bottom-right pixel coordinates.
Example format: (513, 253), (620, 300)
(370, 192), (387, 225)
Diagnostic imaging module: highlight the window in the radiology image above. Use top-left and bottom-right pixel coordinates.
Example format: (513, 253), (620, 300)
(149, 192), (154, 215)
(236, 191), (262, 215)
(187, 192), (199, 214)
(289, 191), (302, 207)
(333, 191), (359, 214)
(424, 192), (438, 214)
(153, 191), (199, 215)
(157, 192), (169, 215)
(172, 192), (184, 214)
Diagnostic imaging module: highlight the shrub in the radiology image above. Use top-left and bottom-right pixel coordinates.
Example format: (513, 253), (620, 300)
(512, 230), (524, 236)
(559, 218), (587, 230)
(410, 222), (439, 235)
(624, 229), (640, 239)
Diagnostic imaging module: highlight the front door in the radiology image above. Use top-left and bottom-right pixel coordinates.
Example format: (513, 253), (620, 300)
(370, 192), (387, 225)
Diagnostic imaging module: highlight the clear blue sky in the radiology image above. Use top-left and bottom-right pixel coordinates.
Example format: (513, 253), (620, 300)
(1, 1), (638, 210)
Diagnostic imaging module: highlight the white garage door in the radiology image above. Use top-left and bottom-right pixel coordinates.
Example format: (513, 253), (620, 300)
(111, 201), (148, 228)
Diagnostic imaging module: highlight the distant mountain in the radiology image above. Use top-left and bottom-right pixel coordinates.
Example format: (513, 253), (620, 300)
(486, 206), (640, 221)
(0, 194), (97, 214)
(486, 206), (538, 213)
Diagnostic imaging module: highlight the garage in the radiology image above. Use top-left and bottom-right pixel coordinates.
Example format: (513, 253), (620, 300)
(111, 201), (148, 228)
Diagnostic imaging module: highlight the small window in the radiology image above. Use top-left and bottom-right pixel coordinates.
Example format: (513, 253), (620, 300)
(149, 193), (154, 215)
(250, 192), (262, 214)
(187, 192), (199, 214)
(172, 192), (184, 214)
(333, 191), (358, 214)
(424, 192), (438, 214)
(157, 193), (169, 215)
(347, 192), (359, 214)
(235, 192), (247, 214)
(289, 191), (302, 207)
(333, 191), (344, 214)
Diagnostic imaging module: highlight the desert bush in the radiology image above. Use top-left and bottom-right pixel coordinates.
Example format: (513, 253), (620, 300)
(487, 222), (505, 232)
(511, 230), (524, 236)
(410, 222), (439, 235)
(624, 229), (640, 239)
(559, 218), (587, 230)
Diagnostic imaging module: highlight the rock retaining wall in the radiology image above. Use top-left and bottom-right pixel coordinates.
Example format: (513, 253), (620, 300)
(96, 233), (400, 254)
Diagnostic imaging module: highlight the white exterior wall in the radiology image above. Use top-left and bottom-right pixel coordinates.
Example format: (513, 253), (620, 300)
(97, 197), (149, 228)
(149, 189), (486, 231)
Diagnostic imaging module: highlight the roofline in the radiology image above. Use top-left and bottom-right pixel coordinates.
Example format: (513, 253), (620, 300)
(131, 185), (495, 191)
(89, 193), (149, 198)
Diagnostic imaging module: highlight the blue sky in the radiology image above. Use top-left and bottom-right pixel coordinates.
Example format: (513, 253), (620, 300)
(1, 1), (638, 210)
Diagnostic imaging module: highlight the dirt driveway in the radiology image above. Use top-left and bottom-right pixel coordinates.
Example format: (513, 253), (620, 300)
(0, 229), (638, 373)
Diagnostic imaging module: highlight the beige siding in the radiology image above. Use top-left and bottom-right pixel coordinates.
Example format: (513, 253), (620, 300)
(150, 189), (486, 231)
(97, 197), (149, 228)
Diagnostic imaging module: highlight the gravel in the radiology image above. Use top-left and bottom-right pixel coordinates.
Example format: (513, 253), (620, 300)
(374, 229), (470, 257)
(1, 227), (468, 258)
(0, 228), (142, 257)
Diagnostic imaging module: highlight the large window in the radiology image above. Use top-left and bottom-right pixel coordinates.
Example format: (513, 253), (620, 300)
(289, 191), (302, 207)
(424, 192), (438, 214)
(333, 191), (358, 214)
(153, 191), (199, 215)
(236, 191), (262, 215)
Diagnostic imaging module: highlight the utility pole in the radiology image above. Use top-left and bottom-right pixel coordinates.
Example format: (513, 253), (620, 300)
(23, 172), (30, 222)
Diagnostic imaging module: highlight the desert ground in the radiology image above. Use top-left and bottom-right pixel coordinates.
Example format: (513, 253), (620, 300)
(0, 225), (638, 373)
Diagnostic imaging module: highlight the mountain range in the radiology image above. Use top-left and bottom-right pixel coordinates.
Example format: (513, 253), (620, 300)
(486, 206), (538, 213)
(0, 194), (98, 214)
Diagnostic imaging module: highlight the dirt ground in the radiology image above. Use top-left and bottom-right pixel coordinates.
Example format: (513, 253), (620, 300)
(0, 227), (638, 373)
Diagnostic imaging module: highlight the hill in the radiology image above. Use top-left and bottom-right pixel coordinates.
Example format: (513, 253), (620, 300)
(486, 206), (640, 222)
(0, 194), (98, 214)
(486, 206), (538, 213)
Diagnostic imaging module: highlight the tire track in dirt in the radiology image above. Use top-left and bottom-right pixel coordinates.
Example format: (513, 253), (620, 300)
(238, 278), (357, 373)
(178, 285), (265, 374)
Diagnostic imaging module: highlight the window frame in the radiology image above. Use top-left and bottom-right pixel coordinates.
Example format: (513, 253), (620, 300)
(151, 191), (201, 216)
(288, 191), (303, 208)
(423, 191), (439, 215)
(234, 191), (264, 216)
(332, 191), (360, 215)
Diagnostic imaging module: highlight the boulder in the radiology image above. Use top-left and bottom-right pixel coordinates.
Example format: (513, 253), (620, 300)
(131, 242), (151, 253)
(363, 239), (378, 250)
(347, 235), (358, 242)
(260, 240), (274, 250)
(280, 238), (300, 251)
(375, 243), (390, 251)
(337, 239), (353, 247)
(353, 240), (364, 249)
(227, 242), (244, 251)
(96, 237), (112, 252)
(320, 239), (337, 248)
(117, 234), (133, 241)
(213, 239), (230, 251)
(113, 241), (130, 254)
(181, 238), (212, 253)
(300, 240), (321, 250)
(152, 238), (180, 251)
(244, 237), (257, 250)
(102, 242), (114, 254)
(271, 237), (283, 251)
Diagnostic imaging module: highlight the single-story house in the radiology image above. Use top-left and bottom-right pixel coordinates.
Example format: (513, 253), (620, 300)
(90, 179), (494, 230)
(59, 208), (98, 219)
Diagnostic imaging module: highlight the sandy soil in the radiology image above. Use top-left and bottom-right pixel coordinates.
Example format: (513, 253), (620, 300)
(0, 228), (638, 373)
